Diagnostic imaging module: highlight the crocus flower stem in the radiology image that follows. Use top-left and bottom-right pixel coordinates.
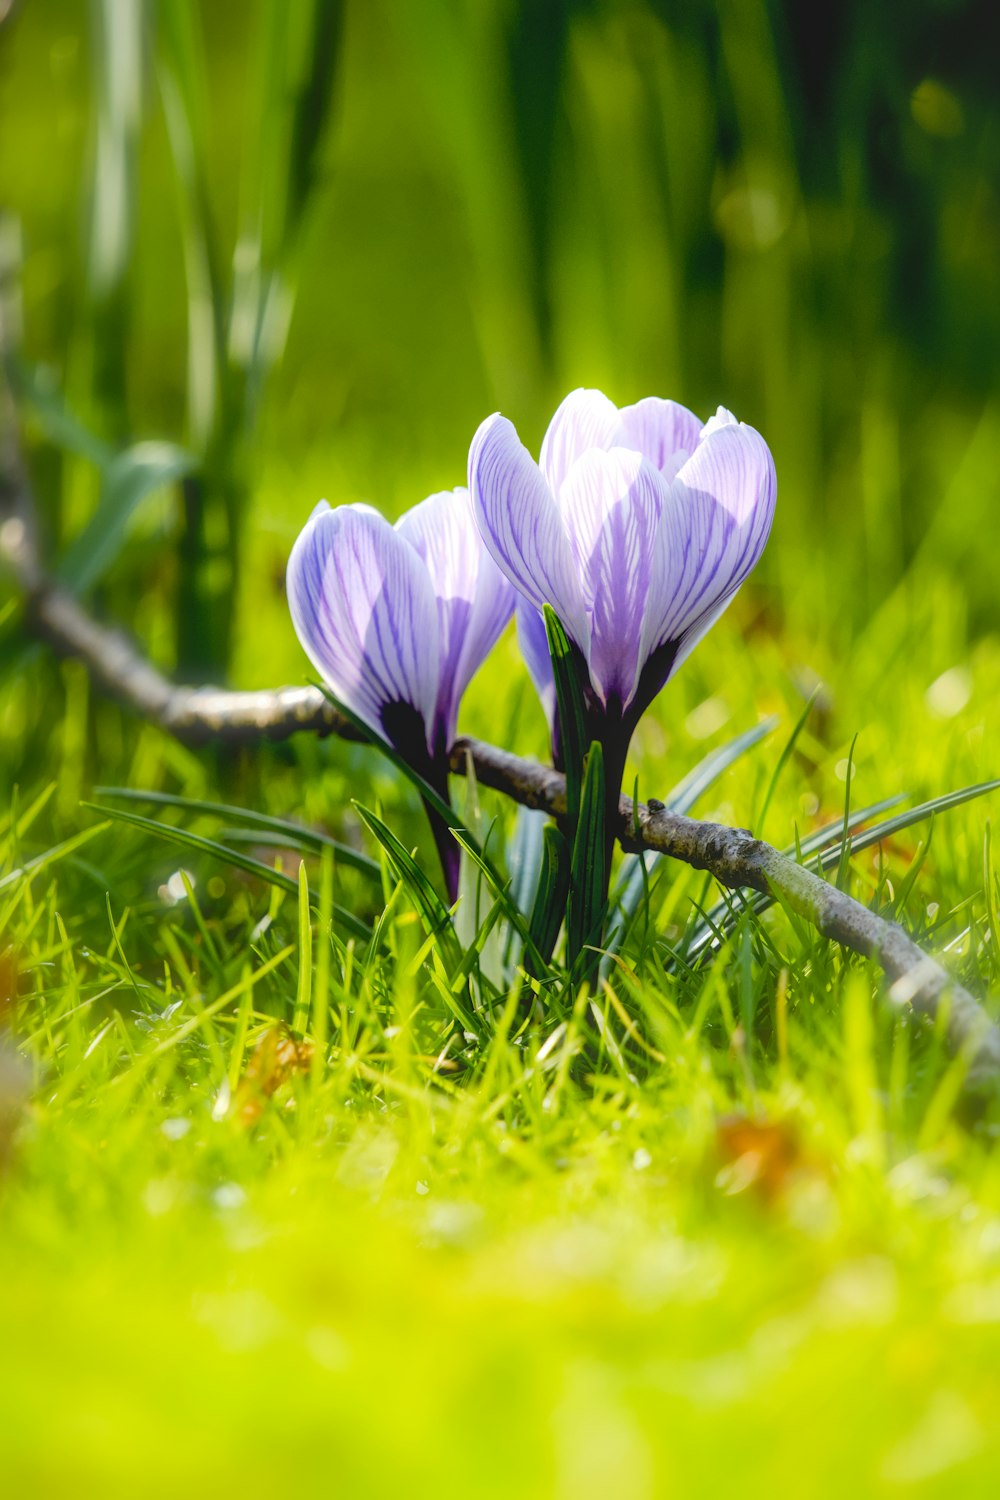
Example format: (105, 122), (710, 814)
(370, 698), (461, 901)
(404, 745), (461, 904)
(426, 801), (461, 905)
(555, 626), (671, 898)
(590, 709), (631, 875)
(545, 617), (623, 969)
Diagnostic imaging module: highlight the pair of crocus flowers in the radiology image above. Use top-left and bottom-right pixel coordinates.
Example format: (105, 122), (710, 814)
(287, 388), (777, 898)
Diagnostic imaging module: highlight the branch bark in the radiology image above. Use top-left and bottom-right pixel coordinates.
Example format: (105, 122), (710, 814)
(3, 297), (998, 1093)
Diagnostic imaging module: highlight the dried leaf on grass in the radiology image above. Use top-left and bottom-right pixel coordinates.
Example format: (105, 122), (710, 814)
(0, 946), (18, 1028)
(0, 947), (30, 1171)
(714, 1113), (823, 1205)
(234, 1026), (314, 1128)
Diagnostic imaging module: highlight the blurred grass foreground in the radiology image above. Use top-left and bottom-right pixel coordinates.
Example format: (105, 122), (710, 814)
(3, 2), (1000, 1496)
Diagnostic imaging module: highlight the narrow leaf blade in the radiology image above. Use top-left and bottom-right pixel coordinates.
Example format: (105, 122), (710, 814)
(526, 823), (570, 971)
(566, 741), (608, 978)
(352, 802), (462, 973)
(543, 604), (587, 823)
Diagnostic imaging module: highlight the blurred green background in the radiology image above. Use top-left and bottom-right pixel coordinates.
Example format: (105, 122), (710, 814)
(3, 0), (999, 742)
(5, 8), (1000, 1495)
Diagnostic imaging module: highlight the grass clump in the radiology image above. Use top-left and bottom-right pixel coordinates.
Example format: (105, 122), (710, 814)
(3, 582), (1000, 1497)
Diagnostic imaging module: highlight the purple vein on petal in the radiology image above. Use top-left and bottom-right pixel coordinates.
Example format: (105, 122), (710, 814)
(640, 420), (776, 668)
(469, 414), (588, 648)
(558, 446), (667, 708)
(539, 388), (625, 496)
(286, 502), (441, 749)
(397, 487), (515, 747)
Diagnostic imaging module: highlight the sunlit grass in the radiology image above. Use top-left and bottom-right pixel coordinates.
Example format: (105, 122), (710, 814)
(3, 560), (1000, 1494)
(3, 1), (1000, 1491)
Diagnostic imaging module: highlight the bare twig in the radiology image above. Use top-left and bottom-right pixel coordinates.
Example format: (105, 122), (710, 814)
(2, 274), (998, 1093)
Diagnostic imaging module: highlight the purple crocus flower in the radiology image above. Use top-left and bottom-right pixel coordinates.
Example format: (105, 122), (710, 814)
(287, 488), (515, 898)
(469, 387), (776, 820)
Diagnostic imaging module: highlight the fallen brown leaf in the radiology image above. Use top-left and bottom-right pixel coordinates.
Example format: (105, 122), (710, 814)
(0, 946), (19, 1029)
(714, 1112), (819, 1205)
(0, 948), (29, 1171)
(234, 1026), (314, 1128)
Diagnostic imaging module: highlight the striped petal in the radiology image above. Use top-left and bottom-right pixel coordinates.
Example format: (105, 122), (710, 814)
(619, 396), (703, 479)
(639, 419), (776, 682)
(558, 446), (668, 707)
(469, 413), (588, 648)
(287, 502), (440, 750)
(539, 388), (625, 496)
(397, 487), (515, 746)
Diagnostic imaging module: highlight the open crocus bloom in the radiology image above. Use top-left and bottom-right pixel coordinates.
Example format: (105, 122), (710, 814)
(470, 388), (776, 777)
(287, 488), (515, 896)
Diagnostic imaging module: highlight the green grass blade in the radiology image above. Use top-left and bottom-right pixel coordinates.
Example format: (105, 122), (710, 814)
(754, 693), (817, 835)
(543, 605), (587, 823)
(156, 1), (225, 442)
(835, 735), (859, 891)
(503, 805), (548, 971)
(795, 794), (908, 861)
(566, 741), (608, 977)
(450, 829), (551, 978)
(666, 716), (778, 818)
(315, 683), (528, 928)
(526, 823), (570, 972)
(10, 358), (114, 467)
(313, 683), (456, 829)
(0, 821), (112, 898)
(82, 802), (370, 941)
(293, 860), (312, 1035)
(605, 717), (778, 967)
(685, 778), (1000, 963)
(813, 779), (1000, 868)
(352, 802), (462, 973)
(94, 786), (380, 878)
(57, 443), (195, 593)
(507, 806), (547, 916)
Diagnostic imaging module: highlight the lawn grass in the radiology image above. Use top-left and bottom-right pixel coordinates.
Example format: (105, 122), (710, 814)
(3, 3), (1000, 1493)
(3, 550), (1000, 1497)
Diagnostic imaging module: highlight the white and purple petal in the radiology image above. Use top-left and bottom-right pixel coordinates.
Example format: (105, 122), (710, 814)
(469, 413), (588, 649)
(287, 502), (440, 750)
(639, 419), (776, 677)
(618, 396), (703, 480)
(538, 388), (624, 496)
(468, 387), (776, 741)
(558, 446), (668, 708)
(397, 487), (515, 746)
(699, 405), (739, 440)
(396, 487), (478, 732)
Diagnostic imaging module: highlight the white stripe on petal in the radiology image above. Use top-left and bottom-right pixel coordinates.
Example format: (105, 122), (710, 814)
(558, 446), (668, 707)
(287, 503), (440, 748)
(397, 487), (514, 745)
(469, 413), (588, 648)
(618, 397), (703, 476)
(539, 388), (625, 496)
(640, 420), (776, 674)
(397, 487), (479, 699)
(699, 406), (739, 439)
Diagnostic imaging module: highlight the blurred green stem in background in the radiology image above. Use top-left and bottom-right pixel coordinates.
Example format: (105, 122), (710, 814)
(87, 0), (143, 443)
(82, 0), (345, 677)
(4, 0), (1000, 692)
(159, 0), (343, 676)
